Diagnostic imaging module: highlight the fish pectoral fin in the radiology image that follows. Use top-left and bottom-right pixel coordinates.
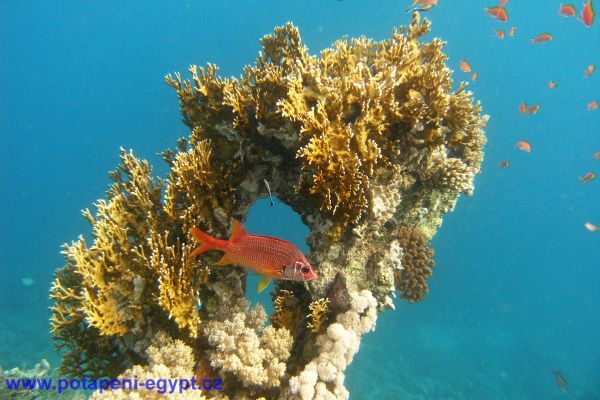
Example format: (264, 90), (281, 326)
(215, 254), (233, 266)
(257, 277), (272, 294)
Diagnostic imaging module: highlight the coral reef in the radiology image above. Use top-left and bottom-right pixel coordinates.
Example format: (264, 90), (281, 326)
(395, 226), (436, 302)
(90, 332), (206, 399)
(50, 12), (486, 400)
(306, 298), (330, 334)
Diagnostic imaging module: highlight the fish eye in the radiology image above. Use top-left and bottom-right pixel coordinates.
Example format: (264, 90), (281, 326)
(301, 266), (310, 274)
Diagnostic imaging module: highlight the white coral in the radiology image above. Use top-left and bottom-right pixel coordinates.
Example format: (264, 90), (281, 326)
(204, 304), (292, 388)
(288, 290), (378, 400)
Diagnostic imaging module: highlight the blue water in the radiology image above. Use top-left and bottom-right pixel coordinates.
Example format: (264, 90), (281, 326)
(1, 1), (598, 398)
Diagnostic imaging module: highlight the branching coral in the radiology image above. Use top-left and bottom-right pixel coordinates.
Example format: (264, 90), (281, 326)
(203, 300), (292, 396)
(271, 289), (302, 332)
(307, 298), (330, 334)
(51, 13), (486, 399)
(395, 226), (436, 302)
(90, 332), (206, 400)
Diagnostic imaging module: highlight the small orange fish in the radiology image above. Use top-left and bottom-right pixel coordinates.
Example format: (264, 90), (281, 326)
(471, 72), (478, 81)
(585, 222), (600, 231)
(580, 0), (595, 27)
(499, 160), (510, 167)
(509, 26), (517, 36)
(553, 370), (568, 392)
(190, 220), (317, 293)
(548, 80), (557, 89)
(588, 100), (598, 110)
(516, 140), (532, 153)
(584, 64), (595, 78)
(559, 4), (577, 16)
(519, 102), (540, 114)
(593, 150), (600, 159)
(496, 29), (506, 39)
(460, 59), (472, 72)
(485, 6), (509, 22)
(579, 171), (596, 183)
(532, 33), (553, 44)
(407, 0), (438, 12)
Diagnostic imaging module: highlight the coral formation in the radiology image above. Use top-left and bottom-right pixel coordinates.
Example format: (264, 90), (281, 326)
(306, 298), (330, 334)
(202, 299), (292, 393)
(90, 332), (206, 399)
(395, 226), (436, 302)
(50, 12), (486, 400)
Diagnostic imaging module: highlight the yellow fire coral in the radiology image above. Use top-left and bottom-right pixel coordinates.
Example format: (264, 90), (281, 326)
(307, 298), (330, 334)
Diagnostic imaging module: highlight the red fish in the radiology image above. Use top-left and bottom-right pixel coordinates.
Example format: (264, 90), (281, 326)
(585, 222), (600, 231)
(407, 0), (438, 12)
(485, 6), (509, 22)
(460, 59), (472, 72)
(588, 100), (598, 110)
(519, 102), (540, 114)
(509, 26), (517, 36)
(471, 72), (479, 81)
(499, 160), (510, 167)
(532, 33), (553, 43)
(559, 4), (577, 16)
(496, 29), (506, 39)
(579, 171), (596, 183)
(584, 64), (595, 78)
(593, 151), (600, 159)
(580, 0), (595, 27)
(548, 80), (557, 89)
(516, 140), (532, 153)
(190, 220), (317, 293)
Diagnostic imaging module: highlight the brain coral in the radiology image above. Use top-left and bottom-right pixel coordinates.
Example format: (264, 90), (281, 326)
(50, 13), (486, 399)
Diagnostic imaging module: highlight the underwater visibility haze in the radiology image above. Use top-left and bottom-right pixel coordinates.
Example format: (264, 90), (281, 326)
(1, 1), (599, 399)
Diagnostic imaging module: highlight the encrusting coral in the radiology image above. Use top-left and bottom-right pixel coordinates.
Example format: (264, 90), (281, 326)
(50, 13), (486, 399)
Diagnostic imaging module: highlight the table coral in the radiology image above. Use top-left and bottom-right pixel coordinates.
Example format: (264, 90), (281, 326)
(50, 13), (486, 399)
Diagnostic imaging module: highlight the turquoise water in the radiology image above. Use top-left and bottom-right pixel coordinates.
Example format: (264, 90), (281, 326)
(1, 1), (599, 398)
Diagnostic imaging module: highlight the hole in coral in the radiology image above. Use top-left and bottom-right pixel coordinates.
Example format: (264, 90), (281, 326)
(243, 197), (310, 316)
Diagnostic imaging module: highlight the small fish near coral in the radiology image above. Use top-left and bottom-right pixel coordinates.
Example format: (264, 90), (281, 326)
(406, 0), (438, 12)
(553, 369), (568, 392)
(190, 220), (317, 293)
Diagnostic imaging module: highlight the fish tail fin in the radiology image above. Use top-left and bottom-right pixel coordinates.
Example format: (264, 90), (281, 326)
(189, 227), (228, 257)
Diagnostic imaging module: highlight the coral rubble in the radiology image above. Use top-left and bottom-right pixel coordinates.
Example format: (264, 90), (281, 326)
(51, 13), (486, 400)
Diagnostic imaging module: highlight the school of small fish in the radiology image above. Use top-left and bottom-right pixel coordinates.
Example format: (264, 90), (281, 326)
(439, 0), (597, 236)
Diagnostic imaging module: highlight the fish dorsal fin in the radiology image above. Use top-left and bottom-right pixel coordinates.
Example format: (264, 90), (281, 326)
(230, 219), (247, 242)
(257, 276), (272, 294)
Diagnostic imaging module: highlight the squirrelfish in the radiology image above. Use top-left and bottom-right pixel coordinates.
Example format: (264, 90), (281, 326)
(548, 80), (557, 89)
(580, 0), (595, 27)
(190, 220), (317, 293)
(509, 26), (517, 37)
(593, 150), (600, 159)
(587, 99), (598, 110)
